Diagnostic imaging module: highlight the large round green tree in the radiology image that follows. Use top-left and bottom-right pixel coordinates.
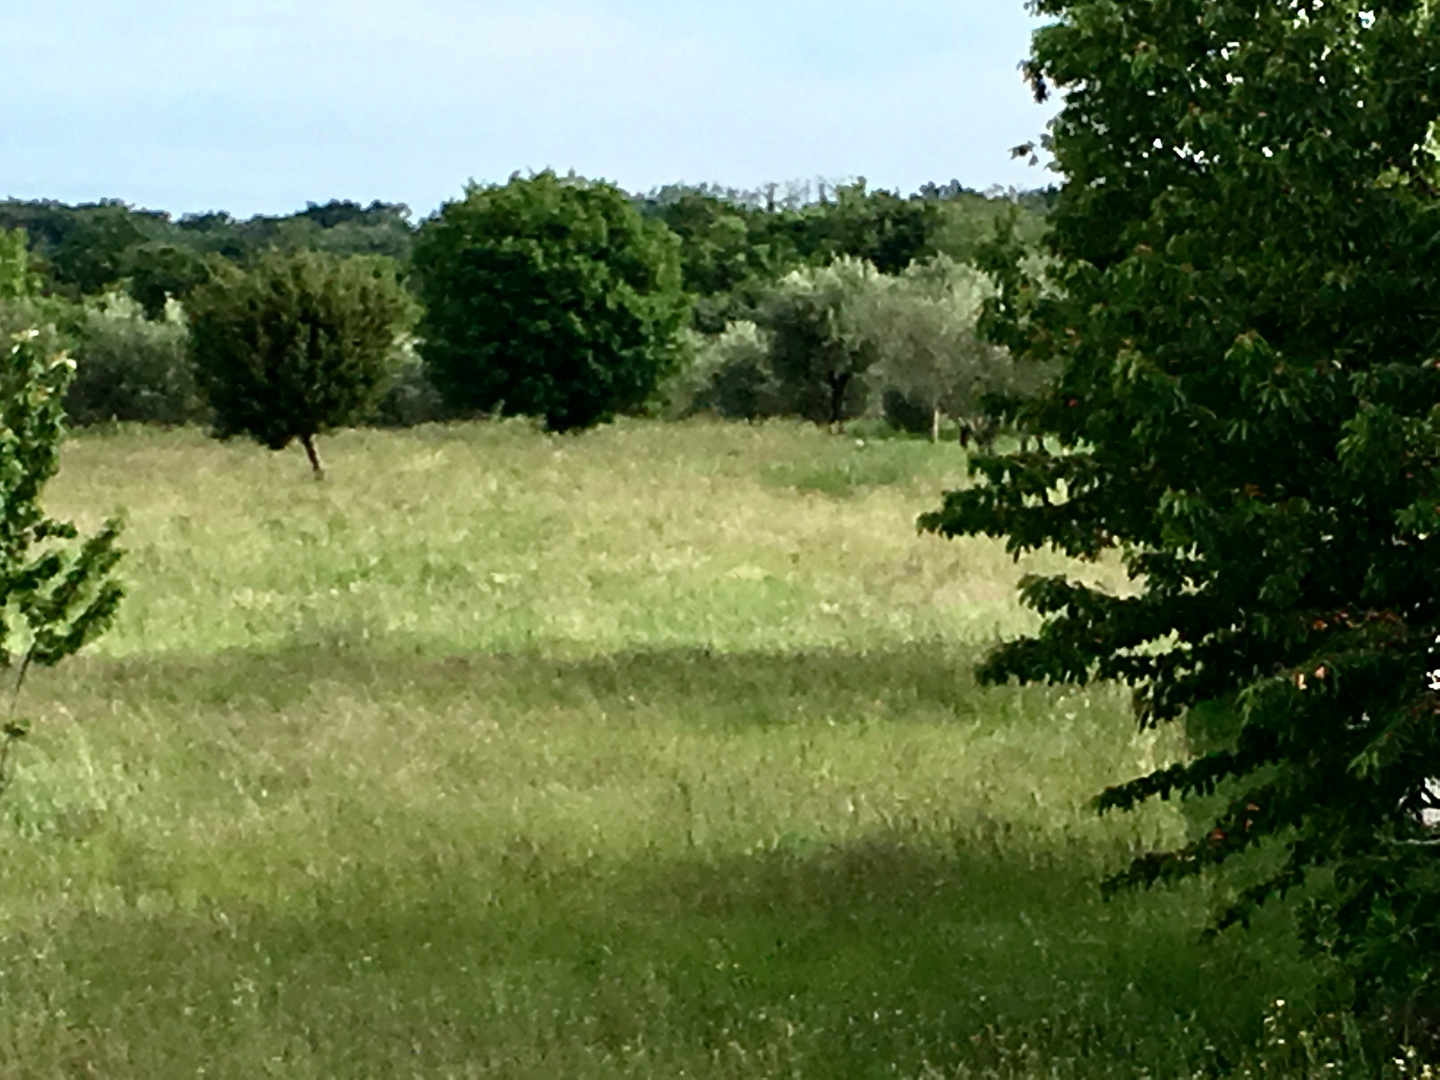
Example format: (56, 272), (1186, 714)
(922, 0), (1440, 1037)
(188, 251), (412, 478)
(413, 172), (689, 432)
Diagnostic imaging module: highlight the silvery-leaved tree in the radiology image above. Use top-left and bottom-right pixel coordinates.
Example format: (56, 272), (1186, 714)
(921, 0), (1440, 1041)
(0, 330), (124, 792)
(867, 256), (1042, 443)
(760, 256), (885, 428)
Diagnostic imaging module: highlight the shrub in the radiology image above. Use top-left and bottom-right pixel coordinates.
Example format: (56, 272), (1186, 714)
(413, 171), (690, 433)
(879, 387), (936, 436)
(676, 321), (781, 421)
(188, 251), (412, 477)
(65, 293), (202, 427)
(365, 335), (450, 428)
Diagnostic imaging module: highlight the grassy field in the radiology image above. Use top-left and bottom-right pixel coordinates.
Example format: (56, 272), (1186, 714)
(0, 420), (1319, 1078)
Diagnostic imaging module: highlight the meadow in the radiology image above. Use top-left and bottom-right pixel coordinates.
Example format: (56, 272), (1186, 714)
(0, 420), (1320, 1078)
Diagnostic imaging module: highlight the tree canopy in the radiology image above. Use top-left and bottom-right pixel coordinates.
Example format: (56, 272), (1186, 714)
(921, 0), (1440, 1036)
(413, 172), (690, 433)
(188, 250), (413, 477)
(0, 198), (416, 308)
(760, 257), (885, 428)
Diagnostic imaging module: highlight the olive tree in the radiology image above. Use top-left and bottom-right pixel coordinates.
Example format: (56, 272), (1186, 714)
(413, 172), (689, 433)
(188, 251), (412, 478)
(921, 0), (1440, 1041)
(67, 293), (202, 427)
(759, 256), (884, 428)
(865, 256), (1040, 443)
(679, 320), (780, 420)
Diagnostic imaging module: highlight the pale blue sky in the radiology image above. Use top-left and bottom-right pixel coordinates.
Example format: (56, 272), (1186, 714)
(2, 1), (1058, 218)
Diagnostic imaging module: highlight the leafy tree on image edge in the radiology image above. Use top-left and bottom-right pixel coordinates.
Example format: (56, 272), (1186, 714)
(920, 0), (1440, 1043)
(0, 330), (124, 792)
(188, 250), (413, 478)
(413, 171), (690, 433)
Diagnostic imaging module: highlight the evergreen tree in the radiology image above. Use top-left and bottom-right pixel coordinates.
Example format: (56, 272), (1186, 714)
(188, 251), (412, 478)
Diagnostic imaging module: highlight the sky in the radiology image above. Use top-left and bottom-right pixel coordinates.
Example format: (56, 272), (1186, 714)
(1, 1), (1059, 219)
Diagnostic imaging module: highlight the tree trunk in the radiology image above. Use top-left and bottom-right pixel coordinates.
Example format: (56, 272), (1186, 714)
(931, 406), (942, 444)
(829, 374), (850, 431)
(300, 434), (325, 480)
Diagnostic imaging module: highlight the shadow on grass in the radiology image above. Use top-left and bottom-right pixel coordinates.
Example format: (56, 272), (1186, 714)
(0, 641), (1321, 1076)
(0, 824), (1314, 1078)
(48, 637), (1058, 731)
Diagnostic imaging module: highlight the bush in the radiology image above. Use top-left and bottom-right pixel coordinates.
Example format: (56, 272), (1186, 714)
(65, 293), (202, 427)
(365, 335), (450, 428)
(188, 251), (413, 477)
(674, 321), (781, 421)
(880, 387), (935, 436)
(413, 171), (690, 433)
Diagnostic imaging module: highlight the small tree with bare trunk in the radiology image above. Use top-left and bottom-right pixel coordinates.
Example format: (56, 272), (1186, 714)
(0, 329), (124, 795)
(188, 250), (411, 478)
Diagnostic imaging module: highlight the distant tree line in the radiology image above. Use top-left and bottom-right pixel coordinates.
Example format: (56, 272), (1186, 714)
(0, 175), (1054, 470)
(0, 198), (414, 314)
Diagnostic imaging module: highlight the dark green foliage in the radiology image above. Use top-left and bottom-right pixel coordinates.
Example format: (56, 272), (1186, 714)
(188, 251), (412, 475)
(881, 387), (935, 436)
(125, 242), (212, 319)
(0, 199), (416, 310)
(920, 0), (1440, 1039)
(46, 202), (159, 298)
(0, 330), (124, 791)
(650, 191), (772, 300)
(773, 181), (939, 275)
(414, 172), (690, 433)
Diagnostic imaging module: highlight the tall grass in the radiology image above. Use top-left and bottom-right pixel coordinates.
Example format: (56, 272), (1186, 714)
(0, 420), (1319, 1077)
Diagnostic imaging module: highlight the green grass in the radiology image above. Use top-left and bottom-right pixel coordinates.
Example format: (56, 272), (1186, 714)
(0, 419), (1319, 1078)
